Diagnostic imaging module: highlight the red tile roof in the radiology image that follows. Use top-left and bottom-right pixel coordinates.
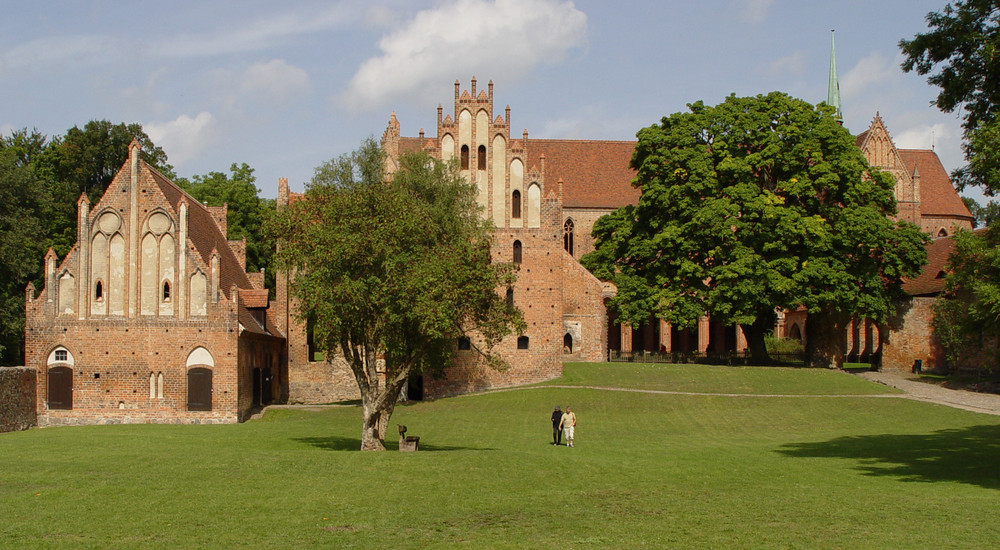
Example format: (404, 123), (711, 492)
(897, 149), (973, 221)
(902, 235), (954, 296)
(526, 140), (638, 209)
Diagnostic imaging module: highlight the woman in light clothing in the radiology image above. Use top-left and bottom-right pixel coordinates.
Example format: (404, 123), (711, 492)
(559, 406), (577, 447)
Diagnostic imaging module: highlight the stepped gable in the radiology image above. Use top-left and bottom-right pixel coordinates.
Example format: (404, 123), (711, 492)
(526, 139), (638, 208)
(902, 233), (957, 296)
(146, 165), (253, 298)
(897, 149), (974, 220)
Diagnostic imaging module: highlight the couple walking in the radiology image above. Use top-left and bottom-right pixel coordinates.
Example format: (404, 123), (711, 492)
(550, 405), (577, 447)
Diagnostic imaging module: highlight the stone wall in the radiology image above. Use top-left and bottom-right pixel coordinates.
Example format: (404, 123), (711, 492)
(0, 367), (37, 432)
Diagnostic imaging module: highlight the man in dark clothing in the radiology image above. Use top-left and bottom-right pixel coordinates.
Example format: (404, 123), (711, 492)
(550, 406), (563, 445)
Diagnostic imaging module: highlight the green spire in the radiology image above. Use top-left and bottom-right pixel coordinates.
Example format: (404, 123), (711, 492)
(827, 29), (843, 123)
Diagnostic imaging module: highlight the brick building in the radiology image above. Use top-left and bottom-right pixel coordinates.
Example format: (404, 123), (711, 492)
(274, 79), (975, 403)
(276, 79), (610, 402)
(25, 141), (286, 425)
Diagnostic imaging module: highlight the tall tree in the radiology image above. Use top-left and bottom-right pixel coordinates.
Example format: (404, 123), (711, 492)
(0, 145), (54, 364)
(900, 1), (1000, 193)
(176, 163), (276, 291)
(581, 93), (928, 366)
(272, 139), (524, 450)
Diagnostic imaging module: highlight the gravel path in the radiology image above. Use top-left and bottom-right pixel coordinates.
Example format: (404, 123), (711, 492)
(857, 370), (1000, 416)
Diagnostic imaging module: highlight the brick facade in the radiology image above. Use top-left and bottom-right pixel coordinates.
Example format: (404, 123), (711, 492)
(26, 142), (286, 425)
(0, 367), (36, 432)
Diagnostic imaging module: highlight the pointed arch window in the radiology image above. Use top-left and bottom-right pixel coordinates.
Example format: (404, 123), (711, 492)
(513, 240), (522, 265)
(162, 281), (171, 302)
(461, 145), (470, 170)
(937, 228), (948, 238)
(517, 336), (530, 349)
(94, 280), (104, 301)
(477, 145), (486, 170)
(564, 218), (575, 256)
(511, 190), (522, 219)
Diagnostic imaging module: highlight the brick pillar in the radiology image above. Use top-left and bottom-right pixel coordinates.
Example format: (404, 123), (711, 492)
(736, 324), (747, 351)
(620, 324), (632, 353)
(659, 319), (671, 352)
(698, 316), (710, 353)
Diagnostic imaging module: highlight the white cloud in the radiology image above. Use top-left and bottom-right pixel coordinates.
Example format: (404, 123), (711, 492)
(153, 6), (353, 58)
(341, 0), (588, 111)
(144, 112), (214, 165)
(734, 0), (774, 24)
(841, 52), (897, 100)
(766, 52), (805, 76)
(1, 34), (113, 74)
(239, 60), (312, 103)
(893, 122), (956, 151)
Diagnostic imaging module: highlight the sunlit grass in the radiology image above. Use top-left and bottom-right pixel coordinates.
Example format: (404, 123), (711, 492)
(1, 364), (997, 548)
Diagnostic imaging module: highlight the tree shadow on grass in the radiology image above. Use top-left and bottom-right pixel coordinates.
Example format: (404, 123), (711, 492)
(777, 424), (1000, 489)
(293, 436), (496, 452)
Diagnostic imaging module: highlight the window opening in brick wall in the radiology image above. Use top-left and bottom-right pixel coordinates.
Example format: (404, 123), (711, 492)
(461, 145), (470, 170)
(157, 372), (164, 399)
(94, 280), (104, 301)
(937, 228), (948, 238)
(477, 145), (486, 170)
(513, 240), (522, 264)
(517, 335), (529, 349)
(162, 280), (171, 302)
(55, 349), (68, 362)
(149, 372), (155, 398)
(506, 287), (514, 307)
(564, 218), (575, 256)
(564, 333), (573, 353)
(511, 190), (521, 219)
(457, 336), (471, 350)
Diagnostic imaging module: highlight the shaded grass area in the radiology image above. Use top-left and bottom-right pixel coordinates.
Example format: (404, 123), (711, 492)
(546, 362), (901, 395)
(1, 365), (998, 548)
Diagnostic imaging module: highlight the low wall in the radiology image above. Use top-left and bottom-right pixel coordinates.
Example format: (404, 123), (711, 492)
(0, 367), (37, 433)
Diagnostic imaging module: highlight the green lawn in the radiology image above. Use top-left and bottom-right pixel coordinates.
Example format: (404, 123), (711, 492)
(2, 363), (999, 548)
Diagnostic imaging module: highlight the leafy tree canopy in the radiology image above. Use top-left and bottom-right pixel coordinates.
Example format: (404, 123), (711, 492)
(962, 196), (1000, 227)
(900, 1), (1000, 193)
(271, 138), (524, 450)
(581, 92), (928, 365)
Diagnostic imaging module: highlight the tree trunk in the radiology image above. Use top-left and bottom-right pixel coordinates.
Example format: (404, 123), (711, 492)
(361, 400), (386, 451)
(806, 311), (849, 369)
(742, 309), (776, 365)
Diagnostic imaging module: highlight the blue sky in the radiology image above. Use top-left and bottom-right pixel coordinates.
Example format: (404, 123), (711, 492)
(1, 0), (987, 203)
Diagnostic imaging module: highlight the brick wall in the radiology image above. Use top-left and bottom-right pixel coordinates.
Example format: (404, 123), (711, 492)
(881, 297), (944, 372)
(26, 308), (245, 426)
(0, 367), (37, 432)
(561, 250), (607, 362)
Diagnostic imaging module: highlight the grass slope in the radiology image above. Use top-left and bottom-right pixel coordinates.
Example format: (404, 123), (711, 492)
(2, 364), (999, 548)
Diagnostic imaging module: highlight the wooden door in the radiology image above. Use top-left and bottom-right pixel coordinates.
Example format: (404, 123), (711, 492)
(187, 367), (212, 411)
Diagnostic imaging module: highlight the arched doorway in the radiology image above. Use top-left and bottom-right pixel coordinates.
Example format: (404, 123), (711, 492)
(47, 347), (74, 410)
(186, 347), (214, 412)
